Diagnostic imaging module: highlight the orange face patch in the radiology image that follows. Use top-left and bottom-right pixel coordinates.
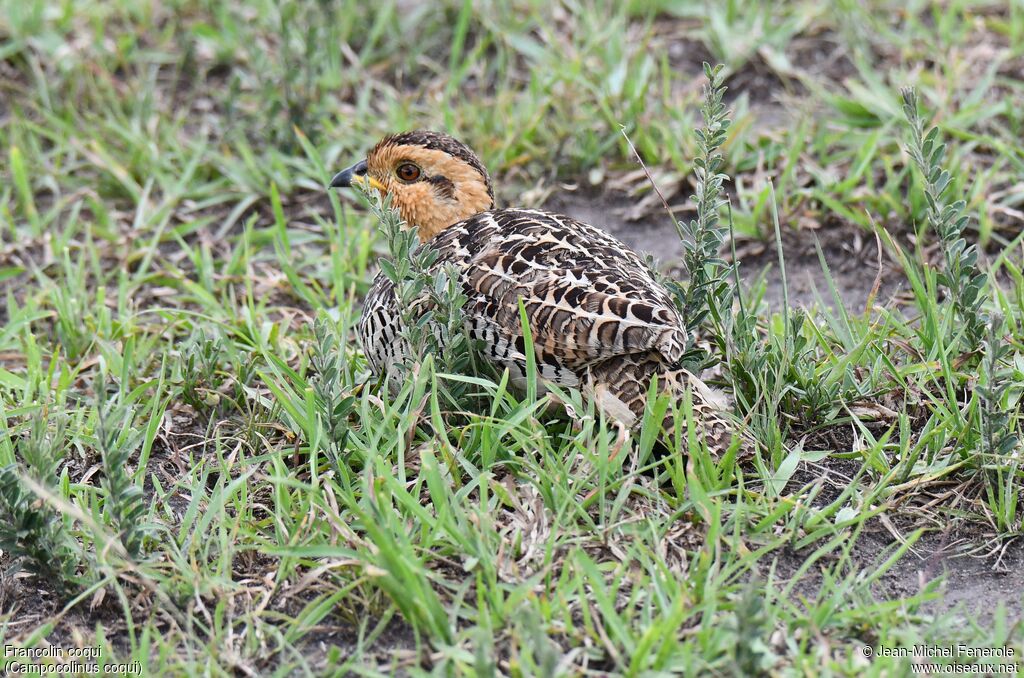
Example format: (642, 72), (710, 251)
(366, 143), (493, 241)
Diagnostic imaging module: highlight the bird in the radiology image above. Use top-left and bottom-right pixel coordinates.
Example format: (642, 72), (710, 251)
(330, 130), (737, 454)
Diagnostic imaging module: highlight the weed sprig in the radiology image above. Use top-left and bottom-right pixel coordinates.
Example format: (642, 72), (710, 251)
(674, 63), (737, 339)
(978, 316), (1022, 532)
(96, 394), (149, 559)
(901, 88), (988, 351)
(0, 417), (83, 594)
(362, 186), (475, 387)
(310, 314), (355, 457)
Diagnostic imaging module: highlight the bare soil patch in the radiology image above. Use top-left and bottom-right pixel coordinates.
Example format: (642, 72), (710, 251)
(771, 451), (1024, 624)
(771, 518), (1024, 624)
(544, 186), (906, 312)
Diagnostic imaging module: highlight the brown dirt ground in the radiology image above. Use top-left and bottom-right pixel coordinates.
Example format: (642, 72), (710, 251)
(544, 186), (907, 313)
(776, 455), (1024, 626)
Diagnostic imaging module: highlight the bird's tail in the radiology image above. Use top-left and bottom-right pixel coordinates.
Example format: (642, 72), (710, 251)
(583, 353), (746, 457)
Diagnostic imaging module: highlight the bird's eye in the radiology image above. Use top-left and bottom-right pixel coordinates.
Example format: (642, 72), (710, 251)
(396, 163), (421, 183)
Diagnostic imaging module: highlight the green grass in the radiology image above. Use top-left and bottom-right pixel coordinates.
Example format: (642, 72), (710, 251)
(1, 0), (1023, 675)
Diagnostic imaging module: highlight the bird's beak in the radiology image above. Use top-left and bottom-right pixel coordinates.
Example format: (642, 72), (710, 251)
(329, 159), (385, 191)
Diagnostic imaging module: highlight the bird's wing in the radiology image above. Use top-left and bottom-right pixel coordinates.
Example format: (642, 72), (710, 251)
(442, 209), (687, 371)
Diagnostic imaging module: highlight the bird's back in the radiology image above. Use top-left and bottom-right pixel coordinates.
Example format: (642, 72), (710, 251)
(357, 208), (687, 394)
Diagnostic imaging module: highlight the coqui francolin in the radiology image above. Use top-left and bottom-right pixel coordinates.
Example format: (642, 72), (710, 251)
(330, 130), (738, 454)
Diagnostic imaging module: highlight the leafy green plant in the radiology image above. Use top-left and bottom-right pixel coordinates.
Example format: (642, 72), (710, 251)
(729, 580), (780, 675)
(0, 416), (83, 594)
(901, 87), (988, 351)
(672, 63), (737, 343)
(309, 313), (355, 457)
(96, 394), (149, 559)
(359, 185), (476, 389)
(978, 315), (1022, 532)
(665, 62), (804, 455)
(177, 329), (225, 413)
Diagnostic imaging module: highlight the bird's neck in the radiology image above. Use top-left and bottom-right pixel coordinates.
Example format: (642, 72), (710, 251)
(411, 193), (493, 242)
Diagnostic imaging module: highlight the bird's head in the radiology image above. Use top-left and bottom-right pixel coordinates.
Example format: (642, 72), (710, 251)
(330, 131), (494, 241)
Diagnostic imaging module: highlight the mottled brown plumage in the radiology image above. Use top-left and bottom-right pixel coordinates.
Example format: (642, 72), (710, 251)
(331, 131), (739, 454)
